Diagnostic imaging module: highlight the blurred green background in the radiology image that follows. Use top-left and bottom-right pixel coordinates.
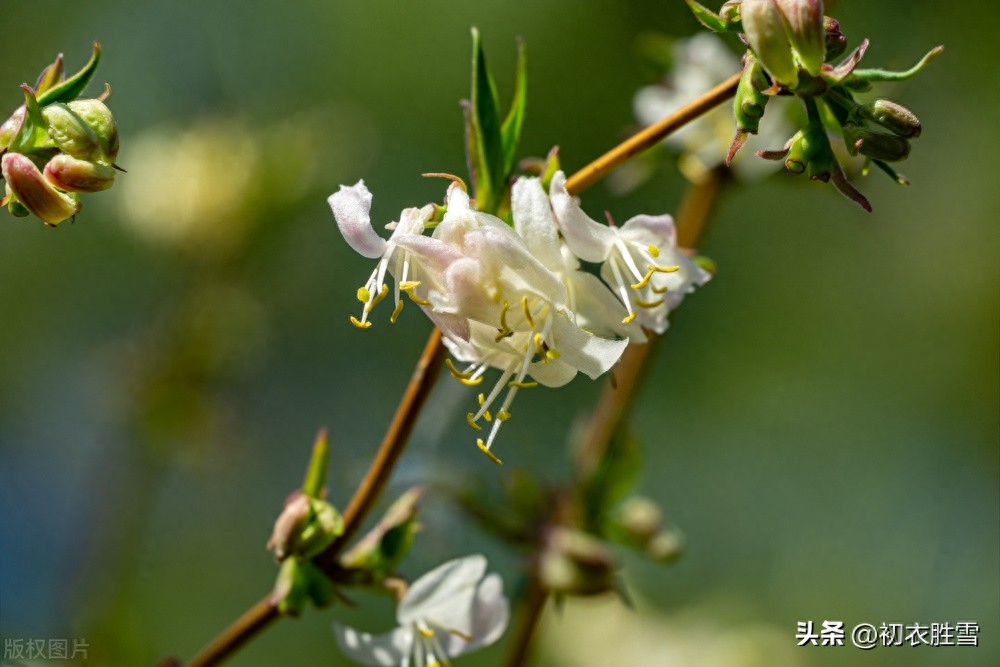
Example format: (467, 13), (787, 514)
(0, 1), (996, 666)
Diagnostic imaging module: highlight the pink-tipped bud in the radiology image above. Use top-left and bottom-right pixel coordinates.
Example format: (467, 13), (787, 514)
(44, 154), (117, 193)
(741, 0), (799, 87)
(0, 106), (26, 151)
(776, 0), (825, 76)
(2, 152), (81, 225)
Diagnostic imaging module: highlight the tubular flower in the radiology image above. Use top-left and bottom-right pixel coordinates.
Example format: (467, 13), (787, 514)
(549, 172), (710, 335)
(333, 554), (509, 667)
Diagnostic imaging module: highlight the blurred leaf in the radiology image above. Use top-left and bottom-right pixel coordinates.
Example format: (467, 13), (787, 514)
(338, 487), (422, 585)
(578, 422), (642, 534)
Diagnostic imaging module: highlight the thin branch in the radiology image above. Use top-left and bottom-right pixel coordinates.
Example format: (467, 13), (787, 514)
(178, 74), (738, 667)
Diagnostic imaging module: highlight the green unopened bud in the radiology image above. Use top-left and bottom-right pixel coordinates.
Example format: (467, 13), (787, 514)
(848, 128), (911, 162)
(862, 99), (921, 139)
(2, 152), (81, 225)
(776, 0), (825, 76)
(539, 527), (617, 596)
(0, 106), (26, 151)
(615, 497), (663, 545)
(42, 99), (118, 162)
(267, 492), (343, 562)
(741, 0), (799, 87)
(646, 529), (685, 563)
(784, 124), (835, 180)
(44, 154), (116, 193)
(719, 1), (743, 22)
(824, 16), (847, 60)
(735, 55), (771, 134)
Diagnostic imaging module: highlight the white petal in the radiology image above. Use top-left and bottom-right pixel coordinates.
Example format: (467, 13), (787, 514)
(463, 226), (566, 307)
(567, 271), (646, 343)
(549, 314), (628, 380)
(397, 555), (488, 627)
(439, 572), (510, 657)
(549, 172), (615, 263)
(329, 180), (387, 259)
(333, 623), (411, 666)
(526, 359), (578, 388)
(618, 213), (677, 247)
(511, 177), (563, 270)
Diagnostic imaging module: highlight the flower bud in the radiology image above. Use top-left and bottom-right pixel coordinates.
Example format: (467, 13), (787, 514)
(863, 99), (921, 138)
(646, 529), (685, 563)
(0, 106), (26, 151)
(719, 1), (743, 22)
(615, 496), (663, 544)
(538, 527), (617, 596)
(824, 16), (847, 60)
(42, 99), (118, 162)
(2, 152), (81, 225)
(734, 55), (771, 134)
(850, 128), (911, 162)
(267, 492), (343, 562)
(776, 0), (825, 76)
(741, 0), (799, 87)
(44, 154), (116, 192)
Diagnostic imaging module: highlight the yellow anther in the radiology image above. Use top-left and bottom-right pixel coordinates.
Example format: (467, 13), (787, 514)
(370, 283), (390, 307)
(499, 300), (511, 331)
(634, 297), (665, 308)
(648, 244), (661, 258)
(399, 280), (421, 291)
(651, 284), (669, 294)
(494, 328), (513, 343)
(418, 626), (435, 639)
(508, 380), (538, 389)
(350, 315), (372, 329)
(403, 287), (431, 306)
(483, 410), (493, 422)
(357, 287), (371, 303)
(521, 296), (535, 328)
(546, 348), (561, 360)
(466, 413), (482, 431)
(630, 269), (655, 290)
(533, 333), (544, 355)
(477, 393), (486, 406)
(448, 629), (475, 641)
(650, 264), (680, 274)
(496, 410), (511, 421)
(390, 299), (405, 323)
(446, 358), (475, 380)
(476, 439), (503, 465)
(622, 312), (638, 324)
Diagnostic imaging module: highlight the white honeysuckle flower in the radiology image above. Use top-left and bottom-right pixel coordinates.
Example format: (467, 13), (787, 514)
(334, 554), (509, 667)
(632, 33), (793, 183)
(329, 180), (437, 329)
(550, 171), (710, 335)
(421, 181), (627, 463)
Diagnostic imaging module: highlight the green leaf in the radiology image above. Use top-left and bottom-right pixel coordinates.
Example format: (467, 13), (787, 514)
(33, 54), (65, 96)
(469, 28), (506, 215)
(10, 86), (53, 154)
(684, 0), (740, 33)
(37, 42), (102, 106)
(578, 422), (642, 534)
(302, 428), (330, 499)
(500, 38), (527, 179)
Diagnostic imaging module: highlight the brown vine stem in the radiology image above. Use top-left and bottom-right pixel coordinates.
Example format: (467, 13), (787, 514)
(180, 72), (738, 667)
(504, 168), (728, 667)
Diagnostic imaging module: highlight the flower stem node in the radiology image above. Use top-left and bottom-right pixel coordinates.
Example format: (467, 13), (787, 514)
(334, 555), (509, 667)
(539, 527), (617, 597)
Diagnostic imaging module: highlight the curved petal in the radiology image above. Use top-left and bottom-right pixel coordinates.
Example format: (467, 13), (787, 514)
(618, 213), (677, 247)
(397, 555), (487, 627)
(526, 358), (577, 388)
(567, 271), (646, 343)
(549, 313), (628, 380)
(333, 623), (411, 667)
(329, 180), (386, 259)
(511, 176), (563, 270)
(440, 572), (510, 656)
(549, 171), (615, 263)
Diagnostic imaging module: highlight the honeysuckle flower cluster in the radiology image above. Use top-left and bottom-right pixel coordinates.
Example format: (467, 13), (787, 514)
(633, 33), (792, 184)
(334, 554), (509, 667)
(330, 172), (709, 462)
(1, 43), (120, 226)
(685, 0), (942, 210)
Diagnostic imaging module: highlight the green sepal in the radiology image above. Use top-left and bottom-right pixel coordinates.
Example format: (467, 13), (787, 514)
(867, 158), (910, 186)
(37, 42), (102, 106)
(9, 87), (53, 155)
(539, 145), (561, 191)
(684, 0), (742, 33)
(302, 428), (330, 499)
(468, 28), (505, 216)
(338, 487), (421, 586)
(500, 38), (527, 179)
(274, 559), (335, 616)
(848, 45), (943, 84)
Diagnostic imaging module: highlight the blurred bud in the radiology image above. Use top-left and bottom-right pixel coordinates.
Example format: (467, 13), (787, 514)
(615, 497), (663, 544)
(824, 16), (847, 60)
(0, 106), (26, 151)
(267, 492), (344, 562)
(646, 528), (685, 563)
(863, 99), (921, 138)
(44, 154), (116, 192)
(1, 152), (81, 225)
(42, 99), (118, 162)
(719, 1), (743, 22)
(741, 0), (799, 87)
(776, 0), (825, 76)
(539, 527), (617, 596)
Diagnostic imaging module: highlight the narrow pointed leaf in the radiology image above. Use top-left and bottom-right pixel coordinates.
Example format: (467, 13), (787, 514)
(10, 86), (51, 154)
(34, 54), (64, 96)
(684, 0), (730, 32)
(849, 45), (944, 83)
(470, 28), (505, 214)
(37, 42), (101, 106)
(500, 38), (527, 177)
(302, 428), (330, 499)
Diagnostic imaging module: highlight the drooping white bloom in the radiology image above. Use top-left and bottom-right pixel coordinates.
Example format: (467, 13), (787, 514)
(632, 33), (792, 183)
(334, 554), (509, 667)
(550, 172), (710, 335)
